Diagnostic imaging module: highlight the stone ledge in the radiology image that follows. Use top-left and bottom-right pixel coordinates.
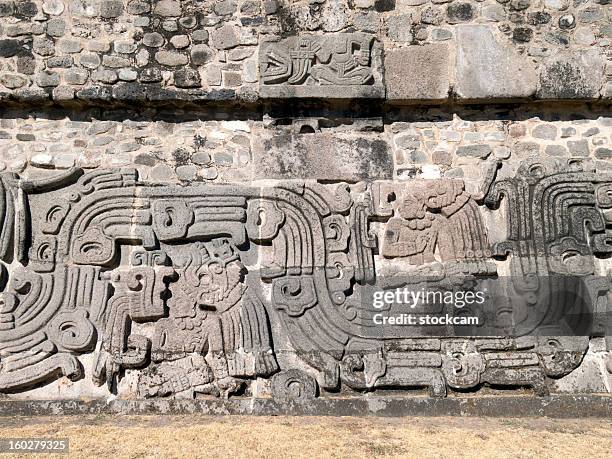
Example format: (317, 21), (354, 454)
(0, 395), (611, 417)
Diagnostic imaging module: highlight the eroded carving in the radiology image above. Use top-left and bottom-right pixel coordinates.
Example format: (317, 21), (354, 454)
(260, 33), (384, 99)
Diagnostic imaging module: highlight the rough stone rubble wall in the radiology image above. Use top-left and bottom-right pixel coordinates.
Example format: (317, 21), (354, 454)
(1, 106), (611, 181)
(0, 0), (609, 102)
(0, 0), (611, 403)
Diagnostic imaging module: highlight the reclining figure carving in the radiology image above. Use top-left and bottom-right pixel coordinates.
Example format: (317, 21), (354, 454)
(259, 33), (384, 98)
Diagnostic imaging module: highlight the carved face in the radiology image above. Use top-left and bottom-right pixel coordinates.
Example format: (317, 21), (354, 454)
(424, 181), (463, 211)
(193, 258), (241, 307)
(171, 239), (244, 316)
(397, 193), (426, 220)
(354, 48), (370, 66)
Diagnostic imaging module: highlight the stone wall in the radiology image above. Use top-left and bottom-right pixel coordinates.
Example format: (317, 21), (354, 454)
(0, 0), (611, 404)
(0, 0), (609, 103)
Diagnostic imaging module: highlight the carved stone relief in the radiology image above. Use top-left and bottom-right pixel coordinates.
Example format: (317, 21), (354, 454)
(0, 157), (609, 400)
(259, 33), (385, 98)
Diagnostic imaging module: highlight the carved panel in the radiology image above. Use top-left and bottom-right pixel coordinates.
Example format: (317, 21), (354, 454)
(259, 33), (385, 98)
(0, 158), (609, 400)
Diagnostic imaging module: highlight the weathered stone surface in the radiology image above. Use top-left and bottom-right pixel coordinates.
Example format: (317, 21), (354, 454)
(42, 0), (64, 15)
(256, 133), (392, 179)
(143, 32), (165, 48)
(191, 44), (213, 66)
(36, 70), (60, 87)
(545, 144), (568, 156)
(114, 40), (137, 54)
(57, 39), (82, 54)
(567, 140), (589, 157)
(432, 28), (453, 40)
(532, 124), (558, 140)
(47, 56), (73, 68)
(92, 69), (118, 84)
(537, 50), (606, 99)
(139, 68), (162, 83)
(52, 85), (75, 101)
(456, 144), (492, 158)
(64, 69), (89, 85)
(0, 38), (21, 57)
(595, 147), (612, 159)
(192, 29), (209, 43)
(447, 2), (474, 23)
(385, 44), (450, 101)
(210, 24), (239, 50)
(0, 0), (604, 106)
(558, 14), (575, 29)
(0, 395), (611, 417)
(99, 0), (123, 18)
(154, 0), (181, 17)
(127, 0), (150, 15)
(174, 68), (201, 88)
(155, 50), (188, 66)
(170, 35), (190, 49)
(46, 18), (66, 37)
(0, 0), (609, 409)
(103, 55), (131, 68)
(79, 53), (101, 69)
(482, 3), (506, 22)
(387, 14), (413, 42)
(0, 1), (14, 17)
(118, 69), (138, 81)
(455, 25), (538, 99)
(0, 73), (27, 89)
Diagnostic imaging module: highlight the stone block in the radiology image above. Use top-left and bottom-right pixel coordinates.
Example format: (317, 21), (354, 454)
(537, 50), (605, 99)
(385, 44), (450, 102)
(42, 0), (64, 15)
(191, 44), (213, 65)
(455, 25), (537, 99)
(387, 14), (413, 42)
(155, 50), (188, 66)
(0, 39), (21, 58)
(143, 32), (165, 48)
(154, 0), (181, 17)
(0, 1), (14, 17)
(36, 71), (60, 87)
(259, 33), (384, 99)
(99, 0), (123, 18)
(46, 18), (66, 37)
(456, 144), (492, 158)
(254, 133), (392, 180)
(532, 124), (558, 140)
(0, 73), (27, 89)
(174, 68), (201, 88)
(211, 25), (239, 50)
(567, 139), (590, 157)
(447, 3), (474, 23)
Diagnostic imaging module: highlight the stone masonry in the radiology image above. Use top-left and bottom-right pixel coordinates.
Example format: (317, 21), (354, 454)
(0, 1), (610, 405)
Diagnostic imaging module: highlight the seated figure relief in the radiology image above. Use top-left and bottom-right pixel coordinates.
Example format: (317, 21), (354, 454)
(381, 180), (491, 264)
